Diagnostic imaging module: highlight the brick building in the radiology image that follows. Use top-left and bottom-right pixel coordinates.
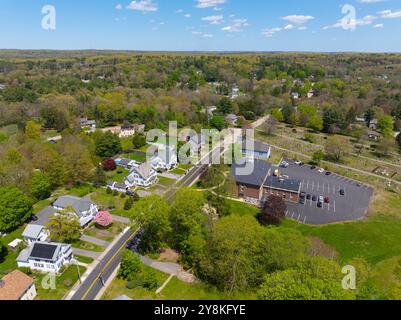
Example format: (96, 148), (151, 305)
(231, 159), (301, 204)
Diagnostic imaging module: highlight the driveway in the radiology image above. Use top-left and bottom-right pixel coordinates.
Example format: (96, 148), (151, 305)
(280, 160), (374, 225)
(80, 235), (109, 247)
(72, 248), (102, 259)
(32, 206), (56, 226)
(111, 215), (130, 224)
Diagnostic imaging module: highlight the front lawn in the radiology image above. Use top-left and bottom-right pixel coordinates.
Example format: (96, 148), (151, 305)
(0, 227), (25, 276)
(157, 176), (176, 187)
(71, 240), (104, 252)
(33, 265), (86, 300)
(106, 169), (127, 183)
(226, 199), (259, 217)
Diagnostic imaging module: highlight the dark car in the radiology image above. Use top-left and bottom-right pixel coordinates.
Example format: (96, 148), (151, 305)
(324, 197), (331, 204)
(299, 197), (305, 204)
(312, 195), (317, 202)
(340, 189), (345, 196)
(317, 201), (323, 208)
(306, 194), (312, 200)
(325, 171), (332, 176)
(311, 166), (316, 170)
(30, 215), (39, 222)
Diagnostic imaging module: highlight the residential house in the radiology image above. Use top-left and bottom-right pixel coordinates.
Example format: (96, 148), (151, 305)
(80, 118), (97, 132)
(369, 119), (379, 131)
(125, 162), (158, 188)
(307, 89), (315, 99)
(17, 242), (73, 273)
(22, 225), (49, 245)
(368, 130), (381, 141)
(179, 130), (207, 153)
(231, 86), (240, 99)
(231, 159), (301, 204)
(241, 139), (272, 160)
(115, 157), (139, 169)
(225, 114), (239, 127)
(134, 124), (145, 134)
(119, 124), (136, 138)
(101, 126), (121, 135)
(107, 181), (128, 193)
(291, 92), (300, 100)
(52, 195), (98, 227)
(0, 270), (37, 301)
(150, 144), (178, 171)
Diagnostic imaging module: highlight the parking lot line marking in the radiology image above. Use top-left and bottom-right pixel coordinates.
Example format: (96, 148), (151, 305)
(333, 201), (336, 213)
(285, 210), (289, 217)
(297, 214), (301, 221)
(291, 212), (295, 218)
(303, 216), (307, 224)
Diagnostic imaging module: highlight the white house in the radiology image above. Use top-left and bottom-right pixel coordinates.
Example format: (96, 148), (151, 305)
(119, 124), (136, 138)
(22, 225), (49, 244)
(17, 242), (73, 273)
(80, 118), (97, 132)
(150, 144), (178, 171)
(125, 162), (158, 188)
(0, 270), (37, 301)
(52, 195), (98, 227)
(231, 86), (240, 99)
(369, 119), (379, 131)
(107, 181), (128, 193)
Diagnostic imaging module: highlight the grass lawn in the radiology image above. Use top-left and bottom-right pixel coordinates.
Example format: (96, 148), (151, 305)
(71, 240), (104, 252)
(157, 176), (176, 187)
(33, 265), (86, 300)
(89, 188), (127, 213)
(0, 227), (25, 276)
(102, 265), (255, 300)
(106, 169), (127, 183)
(226, 199), (259, 217)
(120, 137), (133, 150)
(171, 168), (186, 175)
(83, 222), (125, 242)
(74, 255), (94, 264)
(122, 153), (147, 163)
(281, 214), (401, 265)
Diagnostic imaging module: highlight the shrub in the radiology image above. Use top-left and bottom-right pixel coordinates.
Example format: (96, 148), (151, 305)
(106, 187), (112, 195)
(142, 270), (159, 290)
(102, 158), (117, 171)
(124, 198), (134, 211)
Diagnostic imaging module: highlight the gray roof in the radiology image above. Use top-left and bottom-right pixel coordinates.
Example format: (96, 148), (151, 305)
(231, 159), (273, 187)
(21, 242), (71, 263)
(126, 162), (154, 182)
(16, 249), (29, 263)
(53, 195), (94, 217)
(22, 225), (44, 239)
(241, 140), (271, 153)
(264, 176), (301, 193)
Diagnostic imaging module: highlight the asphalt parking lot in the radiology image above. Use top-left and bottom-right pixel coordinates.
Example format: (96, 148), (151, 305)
(280, 160), (374, 225)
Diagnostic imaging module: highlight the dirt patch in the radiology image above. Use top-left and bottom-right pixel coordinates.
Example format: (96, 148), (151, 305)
(308, 237), (338, 259)
(159, 249), (179, 263)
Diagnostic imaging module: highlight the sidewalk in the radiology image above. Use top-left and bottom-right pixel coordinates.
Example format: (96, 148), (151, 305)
(64, 227), (131, 300)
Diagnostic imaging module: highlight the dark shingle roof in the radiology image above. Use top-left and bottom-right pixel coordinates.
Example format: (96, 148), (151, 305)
(30, 243), (58, 260)
(231, 159), (273, 187)
(264, 176), (301, 193)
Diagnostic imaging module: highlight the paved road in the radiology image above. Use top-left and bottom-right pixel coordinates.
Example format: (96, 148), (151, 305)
(110, 214), (130, 224)
(80, 235), (109, 247)
(70, 228), (137, 300)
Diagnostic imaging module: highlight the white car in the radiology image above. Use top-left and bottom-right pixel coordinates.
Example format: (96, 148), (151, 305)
(295, 160), (302, 165)
(318, 168), (325, 174)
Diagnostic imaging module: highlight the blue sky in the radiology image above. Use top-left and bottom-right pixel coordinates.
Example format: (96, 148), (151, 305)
(0, 0), (400, 52)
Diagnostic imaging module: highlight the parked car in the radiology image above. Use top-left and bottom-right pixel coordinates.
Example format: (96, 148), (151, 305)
(310, 166), (316, 170)
(340, 189), (345, 196)
(317, 201), (323, 208)
(312, 195), (317, 202)
(324, 197), (331, 204)
(299, 197), (305, 204)
(319, 196), (324, 203)
(30, 215), (38, 222)
(306, 194), (312, 200)
(280, 161), (289, 168)
(295, 160), (302, 165)
(318, 168), (325, 174)
(325, 171), (332, 176)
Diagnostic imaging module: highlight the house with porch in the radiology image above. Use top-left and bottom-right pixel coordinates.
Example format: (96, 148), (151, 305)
(22, 225), (49, 245)
(125, 162), (158, 188)
(52, 195), (98, 227)
(17, 242), (73, 273)
(149, 144), (178, 171)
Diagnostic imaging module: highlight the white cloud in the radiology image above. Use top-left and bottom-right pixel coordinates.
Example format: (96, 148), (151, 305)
(323, 15), (377, 29)
(196, 0), (226, 9)
(202, 15), (224, 24)
(373, 23), (384, 28)
(221, 18), (249, 33)
(184, 14), (192, 18)
(281, 15), (314, 25)
(127, 0), (158, 12)
(378, 9), (401, 19)
(261, 27), (282, 37)
(115, 4), (123, 10)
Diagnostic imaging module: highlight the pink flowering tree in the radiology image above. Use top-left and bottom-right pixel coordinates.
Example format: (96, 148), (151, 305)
(95, 211), (113, 228)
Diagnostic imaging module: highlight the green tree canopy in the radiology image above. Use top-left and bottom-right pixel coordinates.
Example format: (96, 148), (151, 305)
(95, 131), (122, 158)
(46, 210), (81, 243)
(29, 171), (53, 200)
(0, 187), (33, 232)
